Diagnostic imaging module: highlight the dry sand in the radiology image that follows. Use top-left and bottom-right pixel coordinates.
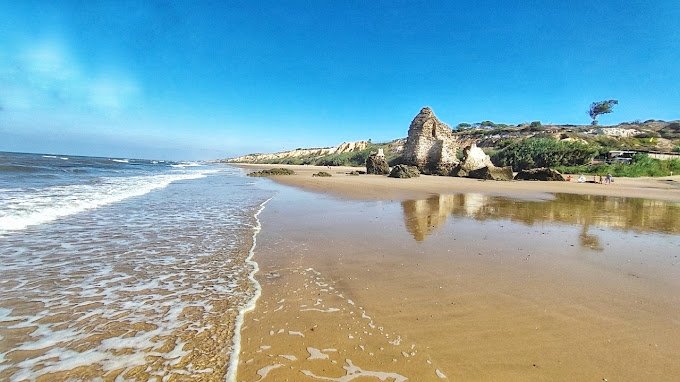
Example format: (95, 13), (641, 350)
(236, 163), (680, 203)
(235, 164), (680, 381)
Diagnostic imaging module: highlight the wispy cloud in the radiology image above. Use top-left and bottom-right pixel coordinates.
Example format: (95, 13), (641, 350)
(0, 40), (140, 115)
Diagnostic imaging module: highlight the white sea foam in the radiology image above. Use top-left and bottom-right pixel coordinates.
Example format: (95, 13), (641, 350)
(301, 359), (407, 382)
(256, 363), (283, 381)
(307, 347), (329, 360)
(0, 165), (272, 380)
(0, 170), (214, 233)
(110, 158), (129, 163)
(225, 197), (271, 382)
(171, 162), (202, 168)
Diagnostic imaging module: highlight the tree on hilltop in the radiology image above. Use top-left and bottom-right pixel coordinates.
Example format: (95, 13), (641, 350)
(588, 99), (618, 126)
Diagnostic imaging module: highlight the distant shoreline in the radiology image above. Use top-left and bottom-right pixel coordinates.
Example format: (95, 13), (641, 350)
(231, 163), (680, 203)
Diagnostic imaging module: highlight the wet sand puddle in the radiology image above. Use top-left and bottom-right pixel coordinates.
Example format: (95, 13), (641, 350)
(239, 267), (446, 381)
(0, 174), (271, 381)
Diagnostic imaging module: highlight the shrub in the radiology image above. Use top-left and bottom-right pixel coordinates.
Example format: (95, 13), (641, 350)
(556, 154), (680, 177)
(491, 138), (597, 171)
(312, 171), (332, 177)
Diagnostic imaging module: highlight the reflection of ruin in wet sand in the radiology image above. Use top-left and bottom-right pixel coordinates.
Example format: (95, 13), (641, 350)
(402, 193), (680, 243)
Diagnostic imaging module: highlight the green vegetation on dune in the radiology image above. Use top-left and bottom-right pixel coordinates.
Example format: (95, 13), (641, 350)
(556, 154), (680, 177)
(233, 116), (680, 178)
(491, 138), (597, 171)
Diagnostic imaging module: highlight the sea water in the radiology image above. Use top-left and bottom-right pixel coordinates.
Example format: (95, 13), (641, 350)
(0, 152), (273, 380)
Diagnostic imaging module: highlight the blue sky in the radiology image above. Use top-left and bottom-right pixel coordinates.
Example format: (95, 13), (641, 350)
(1, 1), (679, 159)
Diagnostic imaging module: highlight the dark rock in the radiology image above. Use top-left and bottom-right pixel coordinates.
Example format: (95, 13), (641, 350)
(365, 153), (390, 175)
(388, 164), (420, 178)
(467, 166), (514, 181)
(514, 168), (565, 181)
(312, 171), (332, 177)
(247, 168), (295, 177)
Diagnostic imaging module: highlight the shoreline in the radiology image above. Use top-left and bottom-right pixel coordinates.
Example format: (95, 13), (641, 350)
(231, 163), (680, 203)
(226, 197), (271, 382)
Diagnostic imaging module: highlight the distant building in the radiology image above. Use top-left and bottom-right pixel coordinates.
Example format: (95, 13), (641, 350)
(607, 150), (680, 163)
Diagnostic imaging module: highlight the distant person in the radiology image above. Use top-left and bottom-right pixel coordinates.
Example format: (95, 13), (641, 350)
(605, 173), (613, 184)
(599, 175), (603, 184)
(577, 174), (586, 183)
(566, 175), (572, 182)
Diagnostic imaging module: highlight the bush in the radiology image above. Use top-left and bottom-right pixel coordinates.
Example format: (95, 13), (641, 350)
(556, 154), (680, 177)
(491, 138), (597, 171)
(660, 122), (680, 139)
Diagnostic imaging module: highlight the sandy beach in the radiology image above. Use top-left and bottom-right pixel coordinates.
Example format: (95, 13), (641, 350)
(235, 164), (680, 381)
(236, 164), (680, 203)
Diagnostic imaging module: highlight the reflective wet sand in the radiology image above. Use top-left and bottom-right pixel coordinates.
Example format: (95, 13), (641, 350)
(401, 193), (680, 242)
(238, 186), (680, 381)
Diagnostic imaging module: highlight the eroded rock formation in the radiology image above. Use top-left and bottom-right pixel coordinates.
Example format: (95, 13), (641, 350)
(452, 144), (513, 180)
(389, 165), (420, 178)
(365, 153), (389, 175)
(467, 166), (514, 181)
(451, 144), (494, 177)
(403, 107), (459, 175)
(228, 141), (369, 163)
(514, 168), (565, 181)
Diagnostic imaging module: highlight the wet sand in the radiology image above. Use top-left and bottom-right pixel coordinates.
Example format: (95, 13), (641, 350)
(236, 166), (680, 381)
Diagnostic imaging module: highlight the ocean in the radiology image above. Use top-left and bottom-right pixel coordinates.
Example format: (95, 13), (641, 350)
(0, 152), (273, 381)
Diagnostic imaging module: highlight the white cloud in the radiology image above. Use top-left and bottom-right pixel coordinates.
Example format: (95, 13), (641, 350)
(0, 40), (140, 115)
(88, 75), (139, 112)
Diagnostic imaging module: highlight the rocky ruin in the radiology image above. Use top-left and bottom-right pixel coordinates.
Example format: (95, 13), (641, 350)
(403, 107), (459, 175)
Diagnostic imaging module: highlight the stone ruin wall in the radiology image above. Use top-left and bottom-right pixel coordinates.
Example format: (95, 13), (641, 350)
(403, 107), (460, 173)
